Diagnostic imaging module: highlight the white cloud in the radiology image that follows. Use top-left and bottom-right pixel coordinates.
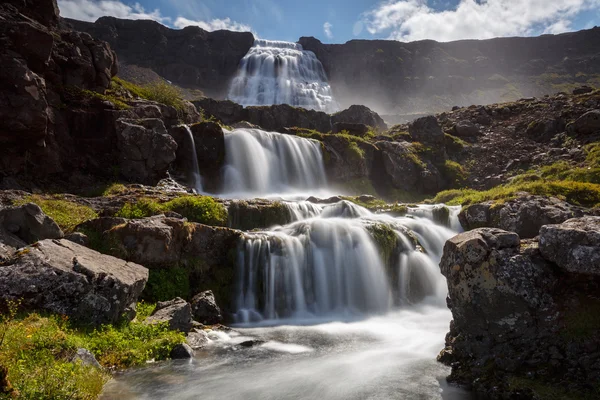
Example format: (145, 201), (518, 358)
(353, 21), (364, 36)
(58, 0), (169, 23)
(323, 22), (333, 39)
(362, 0), (600, 42)
(174, 17), (252, 32)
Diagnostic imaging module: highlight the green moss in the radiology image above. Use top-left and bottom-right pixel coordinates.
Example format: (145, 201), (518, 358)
(143, 267), (191, 302)
(366, 223), (398, 266)
(444, 133), (468, 153)
(340, 178), (378, 196)
(66, 85), (130, 110)
(101, 183), (128, 197)
(392, 131), (412, 142)
(432, 180), (600, 207)
(0, 303), (184, 399)
(112, 77), (186, 111)
(14, 195), (98, 234)
(115, 196), (227, 226)
(442, 160), (469, 187)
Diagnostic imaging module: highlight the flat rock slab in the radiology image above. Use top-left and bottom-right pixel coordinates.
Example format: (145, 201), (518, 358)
(0, 239), (148, 324)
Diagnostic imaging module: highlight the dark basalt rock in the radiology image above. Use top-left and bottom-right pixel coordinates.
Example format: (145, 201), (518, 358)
(190, 290), (222, 325)
(145, 297), (193, 333)
(332, 105), (387, 132)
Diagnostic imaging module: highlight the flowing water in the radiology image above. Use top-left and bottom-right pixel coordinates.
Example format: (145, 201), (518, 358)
(102, 127), (472, 399)
(228, 39), (338, 112)
(182, 125), (203, 192)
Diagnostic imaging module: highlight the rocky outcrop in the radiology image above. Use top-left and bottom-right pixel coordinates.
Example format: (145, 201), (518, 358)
(0, 239), (148, 324)
(227, 200), (294, 231)
(64, 17), (254, 99)
(459, 196), (599, 238)
(571, 109), (600, 134)
(331, 105), (387, 131)
(190, 290), (222, 325)
(0, 203), (63, 246)
(79, 215), (242, 311)
(452, 120), (480, 138)
(299, 29), (600, 114)
(145, 297), (193, 332)
(539, 216), (600, 274)
(116, 118), (177, 185)
(439, 221), (600, 398)
(332, 122), (369, 137)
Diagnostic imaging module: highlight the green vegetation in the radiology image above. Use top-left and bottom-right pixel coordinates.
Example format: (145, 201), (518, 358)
(0, 301), (184, 399)
(442, 160), (469, 187)
(101, 183), (128, 197)
(444, 133), (469, 153)
(339, 178), (378, 196)
(111, 77), (186, 111)
(143, 267), (191, 302)
(66, 85), (130, 110)
(14, 195), (98, 234)
(115, 196), (227, 226)
(433, 180), (600, 208)
(366, 223), (398, 265)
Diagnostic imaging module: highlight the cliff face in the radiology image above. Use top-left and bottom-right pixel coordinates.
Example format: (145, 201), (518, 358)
(299, 29), (600, 114)
(64, 17), (255, 98)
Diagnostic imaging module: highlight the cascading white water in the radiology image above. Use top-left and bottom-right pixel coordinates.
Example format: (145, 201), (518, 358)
(234, 202), (460, 324)
(221, 128), (328, 197)
(182, 125), (203, 192)
(228, 39), (338, 112)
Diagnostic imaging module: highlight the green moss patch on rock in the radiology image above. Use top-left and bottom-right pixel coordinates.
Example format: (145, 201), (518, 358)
(14, 195), (98, 234)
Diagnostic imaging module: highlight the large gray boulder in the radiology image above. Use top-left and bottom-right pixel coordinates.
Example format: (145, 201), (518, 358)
(459, 195), (597, 238)
(145, 297), (192, 332)
(0, 239), (148, 324)
(0, 203), (63, 244)
(452, 120), (480, 137)
(332, 105), (387, 132)
(190, 290), (222, 325)
(572, 110), (600, 134)
(116, 118), (177, 185)
(539, 216), (600, 275)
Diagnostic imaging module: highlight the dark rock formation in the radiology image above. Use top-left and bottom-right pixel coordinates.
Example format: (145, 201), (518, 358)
(299, 29), (600, 114)
(190, 290), (222, 325)
(0, 203), (63, 246)
(459, 195), (599, 238)
(145, 297), (193, 332)
(332, 122), (370, 137)
(64, 17), (255, 99)
(331, 105), (387, 131)
(0, 239), (148, 324)
(452, 120), (480, 138)
(571, 109), (600, 134)
(439, 221), (600, 398)
(170, 343), (194, 359)
(227, 200), (294, 231)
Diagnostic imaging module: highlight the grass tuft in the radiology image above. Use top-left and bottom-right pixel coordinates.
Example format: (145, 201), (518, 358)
(14, 195), (98, 234)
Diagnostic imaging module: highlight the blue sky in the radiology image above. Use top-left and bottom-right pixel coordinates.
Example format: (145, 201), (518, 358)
(59, 0), (600, 43)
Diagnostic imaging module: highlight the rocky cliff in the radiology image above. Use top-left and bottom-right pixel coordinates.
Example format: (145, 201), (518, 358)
(63, 17), (255, 99)
(299, 29), (600, 114)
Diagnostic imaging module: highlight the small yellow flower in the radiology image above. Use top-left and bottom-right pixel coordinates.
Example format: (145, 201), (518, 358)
(26, 334), (32, 338)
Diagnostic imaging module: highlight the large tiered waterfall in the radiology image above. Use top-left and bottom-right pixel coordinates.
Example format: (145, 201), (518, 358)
(104, 118), (470, 400)
(228, 39), (338, 112)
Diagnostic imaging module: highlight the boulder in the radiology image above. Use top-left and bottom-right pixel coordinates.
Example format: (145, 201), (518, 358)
(186, 329), (209, 349)
(539, 216), (600, 275)
(116, 118), (178, 185)
(65, 232), (89, 246)
(71, 348), (102, 369)
(408, 116), (444, 145)
(573, 86), (594, 95)
(227, 200), (293, 231)
(246, 104), (332, 133)
(452, 120), (480, 137)
(332, 105), (387, 132)
(459, 196), (598, 238)
(572, 110), (600, 134)
(332, 122), (370, 137)
(170, 343), (194, 359)
(190, 290), (222, 325)
(322, 135), (374, 182)
(0, 203), (63, 244)
(145, 297), (193, 332)
(0, 239), (148, 324)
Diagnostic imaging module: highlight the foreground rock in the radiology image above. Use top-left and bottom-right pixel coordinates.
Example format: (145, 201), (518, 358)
(0, 203), (63, 246)
(439, 220), (600, 398)
(0, 239), (148, 324)
(190, 290), (222, 325)
(459, 195), (599, 238)
(145, 297), (193, 332)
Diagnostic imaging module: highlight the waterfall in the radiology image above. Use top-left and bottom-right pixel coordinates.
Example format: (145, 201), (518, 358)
(182, 125), (203, 192)
(221, 128), (327, 196)
(228, 39), (338, 113)
(233, 202), (460, 324)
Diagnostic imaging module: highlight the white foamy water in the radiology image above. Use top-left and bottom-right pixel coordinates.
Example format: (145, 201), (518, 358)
(228, 39), (338, 112)
(181, 125), (203, 192)
(220, 128), (328, 197)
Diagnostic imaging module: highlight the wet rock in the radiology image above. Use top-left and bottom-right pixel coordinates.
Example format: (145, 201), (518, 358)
(145, 297), (193, 332)
(170, 343), (194, 359)
(72, 348), (102, 369)
(0, 239), (148, 324)
(190, 290), (222, 325)
(186, 330), (209, 349)
(571, 110), (600, 134)
(539, 216), (600, 275)
(238, 340), (266, 348)
(0, 203), (63, 244)
(116, 118), (177, 185)
(227, 200), (293, 231)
